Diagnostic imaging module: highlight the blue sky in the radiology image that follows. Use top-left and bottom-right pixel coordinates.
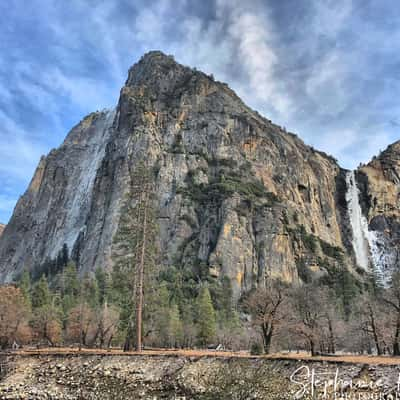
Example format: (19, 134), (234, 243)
(0, 0), (399, 223)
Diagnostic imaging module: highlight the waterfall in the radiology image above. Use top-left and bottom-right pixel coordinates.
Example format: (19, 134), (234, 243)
(345, 171), (371, 270)
(345, 170), (393, 284)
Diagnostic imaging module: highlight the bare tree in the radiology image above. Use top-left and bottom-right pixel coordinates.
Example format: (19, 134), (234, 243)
(93, 303), (120, 348)
(319, 287), (343, 354)
(245, 280), (287, 353)
(0, 286), (31, 348)
(66, 304), (96, 346)
(351, 293), (386, 355)
(381, 270), (400, 355)
(289, 284), (326, 356)
(31, 302), (62, 346)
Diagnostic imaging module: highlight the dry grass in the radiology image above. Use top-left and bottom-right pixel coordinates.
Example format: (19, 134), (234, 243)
(5, 347), (400, 365)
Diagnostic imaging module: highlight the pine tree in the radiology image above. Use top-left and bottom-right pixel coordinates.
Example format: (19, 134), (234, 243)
(61, 261), (80, 317)
(31, 275), (51, 309)
(56, 243), (69, 274)
(95, 267), (110, 306)
(64, 262), (79, 297)
(196, 286), (216, 346)
(18, 269), (32, 308)
(147, 284), (171, 347)
(181, 301), (196, 347)
(168, 303), (184, 348)
(112, 161), (159, 351)
(82, 272), (99, 309)
(336, 268), (359, 317)
(31, 276), (62, 345)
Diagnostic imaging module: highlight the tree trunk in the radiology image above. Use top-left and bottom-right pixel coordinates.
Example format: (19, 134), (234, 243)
(135, 193), (149, 352)
(394, 343), (400, 357)
(82, 328), (88, 347)
(369, 309), (382, 355)
(393, 315), (400, 356)
(261, 324), (273, 354)
(124, 321), (135, 351)
(124, 336), (131, 351)
(44, 322), (54, 347)
(107, 334), (113, 349)
(79, 284), (84, 351)
(123, 192), (143, 352)
(328, 318), (336, 354)
(99, 334), (105, 349)
(310, 339), (316, 356)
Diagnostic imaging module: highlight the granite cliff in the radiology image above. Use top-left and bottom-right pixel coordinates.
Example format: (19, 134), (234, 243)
(0, 224), (5, 237)
(0, 51), (398, 296)
(357, 143), (400, 283)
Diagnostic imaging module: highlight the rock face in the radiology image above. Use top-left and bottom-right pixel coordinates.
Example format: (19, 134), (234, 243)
(0, 51), (398, 295)
(356, 142), (400, 282)
(0, 224), (4, 237)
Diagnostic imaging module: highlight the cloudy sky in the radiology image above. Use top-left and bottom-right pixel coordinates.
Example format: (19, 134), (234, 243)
(0, 0), (399, 223)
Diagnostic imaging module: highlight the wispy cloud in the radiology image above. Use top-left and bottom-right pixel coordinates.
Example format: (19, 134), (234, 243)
(0, 111), (46, 179)
(305, 51), (351, 117)
(216, 0), (292, 116)
(312, 0), (353, 37)
(0, 109), (47, 222)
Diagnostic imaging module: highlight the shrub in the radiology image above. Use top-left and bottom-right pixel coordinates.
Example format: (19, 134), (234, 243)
(178, 172), (279, 207)
(250, 342), (263, 355)
(296, 259), (313, 283)
(319, 239), (344, 261)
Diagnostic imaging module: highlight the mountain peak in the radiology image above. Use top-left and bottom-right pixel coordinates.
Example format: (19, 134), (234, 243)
(3, 50), (400, 300)
(381, 140), (400, 156)
(125, 50), (190, 88)
(366, 140), (400, 167)
(140, 50), (175, 63)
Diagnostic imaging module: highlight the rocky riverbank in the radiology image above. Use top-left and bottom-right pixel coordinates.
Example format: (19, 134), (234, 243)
(2, 354), (400, 399)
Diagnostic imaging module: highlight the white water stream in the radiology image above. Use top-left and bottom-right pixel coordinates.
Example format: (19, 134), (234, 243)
(345, 170), (392, 284)
(345, 171), (371, 270)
